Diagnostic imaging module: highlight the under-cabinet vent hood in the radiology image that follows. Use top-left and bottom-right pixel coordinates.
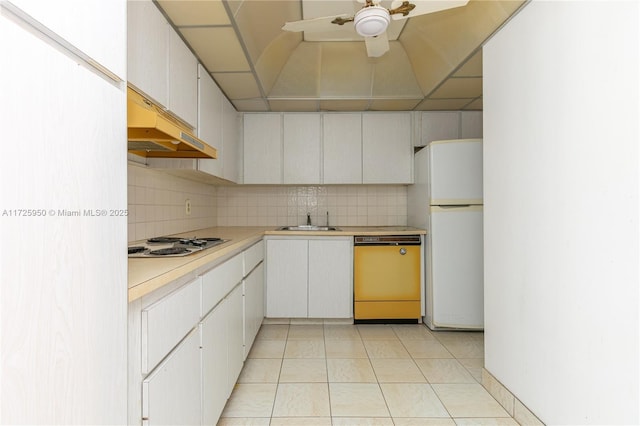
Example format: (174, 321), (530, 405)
(127, 87), (217, 159)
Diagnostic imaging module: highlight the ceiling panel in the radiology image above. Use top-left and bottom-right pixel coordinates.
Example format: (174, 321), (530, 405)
(157, 0), (230, 25)
(233, 0), (301, 64)
(212, 72), (262, 99)
(463, 97), (483, 110)
(232, 98), (270, 111)
(454, 50), (482, 77)
(180, 27), (250, 72)
(155, 0), (528, 112)
(319, 42), (374, 97)
(430, 77), (482, 99)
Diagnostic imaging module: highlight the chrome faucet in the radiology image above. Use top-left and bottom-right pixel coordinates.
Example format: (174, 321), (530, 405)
(306, 212), (311, 226)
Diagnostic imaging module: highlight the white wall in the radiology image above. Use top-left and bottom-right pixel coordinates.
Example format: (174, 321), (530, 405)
(483, 1), (639, 424)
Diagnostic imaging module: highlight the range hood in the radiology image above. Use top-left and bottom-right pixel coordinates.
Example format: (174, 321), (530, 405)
(127, 87), (217, 159)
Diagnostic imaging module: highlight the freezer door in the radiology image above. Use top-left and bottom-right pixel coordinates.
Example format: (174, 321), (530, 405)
(429, 139), (483, 204)
(429, 206), (484, 329)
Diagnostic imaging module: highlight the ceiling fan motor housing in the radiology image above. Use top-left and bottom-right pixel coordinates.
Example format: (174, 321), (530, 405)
(354, 5), (390, 37)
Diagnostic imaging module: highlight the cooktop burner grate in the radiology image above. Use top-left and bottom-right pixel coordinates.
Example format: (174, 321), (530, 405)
(147, 237), (183, 244)
(149, 247), (191, 256)
(128, 236), (229, 258)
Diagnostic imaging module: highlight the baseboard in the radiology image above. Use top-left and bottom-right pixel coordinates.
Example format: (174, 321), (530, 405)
(482, 368), (545, 425)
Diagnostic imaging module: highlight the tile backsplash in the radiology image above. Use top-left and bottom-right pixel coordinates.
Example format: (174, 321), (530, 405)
(128, 162), (408, 241)
(128, 163), (217, 242)
(216, 185), (407, 227)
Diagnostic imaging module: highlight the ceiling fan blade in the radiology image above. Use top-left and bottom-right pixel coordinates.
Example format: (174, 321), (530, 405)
(389, 0), (469, 20)
(282, 14), (352, 32)
(364, 32), (389, 58)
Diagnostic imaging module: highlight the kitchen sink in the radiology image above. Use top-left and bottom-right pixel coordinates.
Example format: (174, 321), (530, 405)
(277, 225), (342, 231)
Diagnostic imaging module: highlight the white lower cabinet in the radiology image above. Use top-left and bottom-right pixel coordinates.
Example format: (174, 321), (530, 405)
(266, 237), (353, 318)
(142, 328), (201, 426)
(131, 240), (266, 426)
(266, 238), (309, 317)
(200, 298), (227, 426)
(227, 284), (245, 393)
(308, 239), (353, 318)
(244, 262), (264, 358)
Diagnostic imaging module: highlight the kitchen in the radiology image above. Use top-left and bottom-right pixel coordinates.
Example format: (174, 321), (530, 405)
(1, 1), (638, 425)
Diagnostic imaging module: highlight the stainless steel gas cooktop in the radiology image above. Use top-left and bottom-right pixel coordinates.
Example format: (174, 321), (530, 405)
(128, 236), (228, 258)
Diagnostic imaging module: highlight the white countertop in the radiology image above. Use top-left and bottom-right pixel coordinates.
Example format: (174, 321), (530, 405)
(128, 225), (426, 301)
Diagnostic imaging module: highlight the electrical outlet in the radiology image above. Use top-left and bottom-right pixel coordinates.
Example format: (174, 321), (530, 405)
(185, 199), (191, 215)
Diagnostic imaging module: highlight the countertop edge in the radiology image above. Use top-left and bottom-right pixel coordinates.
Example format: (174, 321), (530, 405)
(128, 226), (426, 302)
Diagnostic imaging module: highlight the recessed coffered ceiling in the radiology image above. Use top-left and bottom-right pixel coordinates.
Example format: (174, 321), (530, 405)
(155, 0), (527, 112)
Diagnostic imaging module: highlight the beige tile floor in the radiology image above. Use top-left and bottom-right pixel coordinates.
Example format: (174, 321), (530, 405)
(218, 321), (517, 426)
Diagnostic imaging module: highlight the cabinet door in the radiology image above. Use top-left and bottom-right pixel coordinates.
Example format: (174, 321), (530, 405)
(168, 28), (198, 128)
(197, 65), (223, 178)
(266, 239), (308, 317)
(323, 113), (363, 184)
(127, 0), (168, 106)
(141, 278), (201, 374)
(244, 262), (264, 357)
(420, 111), (460, 145)
(243, 114), (282, 184)
(308, 239), (353, 318)
(283, 114), (321, 184)
(362, 113), (413, 184)
(460, 111), (483, 139)
(227, 284), (245, 393)
(201, 300), (228, 426)
(222, 96), (240, 182)
(142, 329), (201, 426)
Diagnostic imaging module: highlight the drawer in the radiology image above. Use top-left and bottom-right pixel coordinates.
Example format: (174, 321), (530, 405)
(202, 254), (243, 315)
(141, 277), (201, 374)
(243, 240), (264, 276)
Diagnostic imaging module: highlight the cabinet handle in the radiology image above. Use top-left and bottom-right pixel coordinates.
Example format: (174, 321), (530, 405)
(399, 248), (407, 255)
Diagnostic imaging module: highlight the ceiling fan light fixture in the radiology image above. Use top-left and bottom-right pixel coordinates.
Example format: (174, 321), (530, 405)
(354, 5), (390, 37)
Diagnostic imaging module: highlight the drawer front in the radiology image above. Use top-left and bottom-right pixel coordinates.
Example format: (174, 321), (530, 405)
(141, 278), (201, 374)
(202, 254), (243, 315)
(243, 240), (264, 276)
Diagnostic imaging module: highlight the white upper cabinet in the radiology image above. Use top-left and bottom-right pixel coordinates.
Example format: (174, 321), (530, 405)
(460, 111), (483, 139)
(243, 114), (282, 184)
(128, 0), (198, 127)
(197, 65), (224, 178)
(127, 0), (169, 107)
(420, 111), (460, 146)
(362, 112), (413, 184)
(241, 111), (415, 184)
(284, 114), (321, 184)
(222, 96), (240, 183)
(419, 111), (484, 146)
(323, 113), (362, 184)
(9, 0), (126, 78)
(168, 29), (198, 128)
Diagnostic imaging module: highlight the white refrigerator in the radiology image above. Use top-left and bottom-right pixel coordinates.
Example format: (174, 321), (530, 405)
(408, 139), (484, 330)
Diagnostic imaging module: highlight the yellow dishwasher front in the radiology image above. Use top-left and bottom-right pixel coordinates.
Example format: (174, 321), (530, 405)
(354, 235), (422, 321)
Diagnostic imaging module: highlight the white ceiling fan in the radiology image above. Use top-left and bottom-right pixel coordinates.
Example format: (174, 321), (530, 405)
(282, 0), (470, 58)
